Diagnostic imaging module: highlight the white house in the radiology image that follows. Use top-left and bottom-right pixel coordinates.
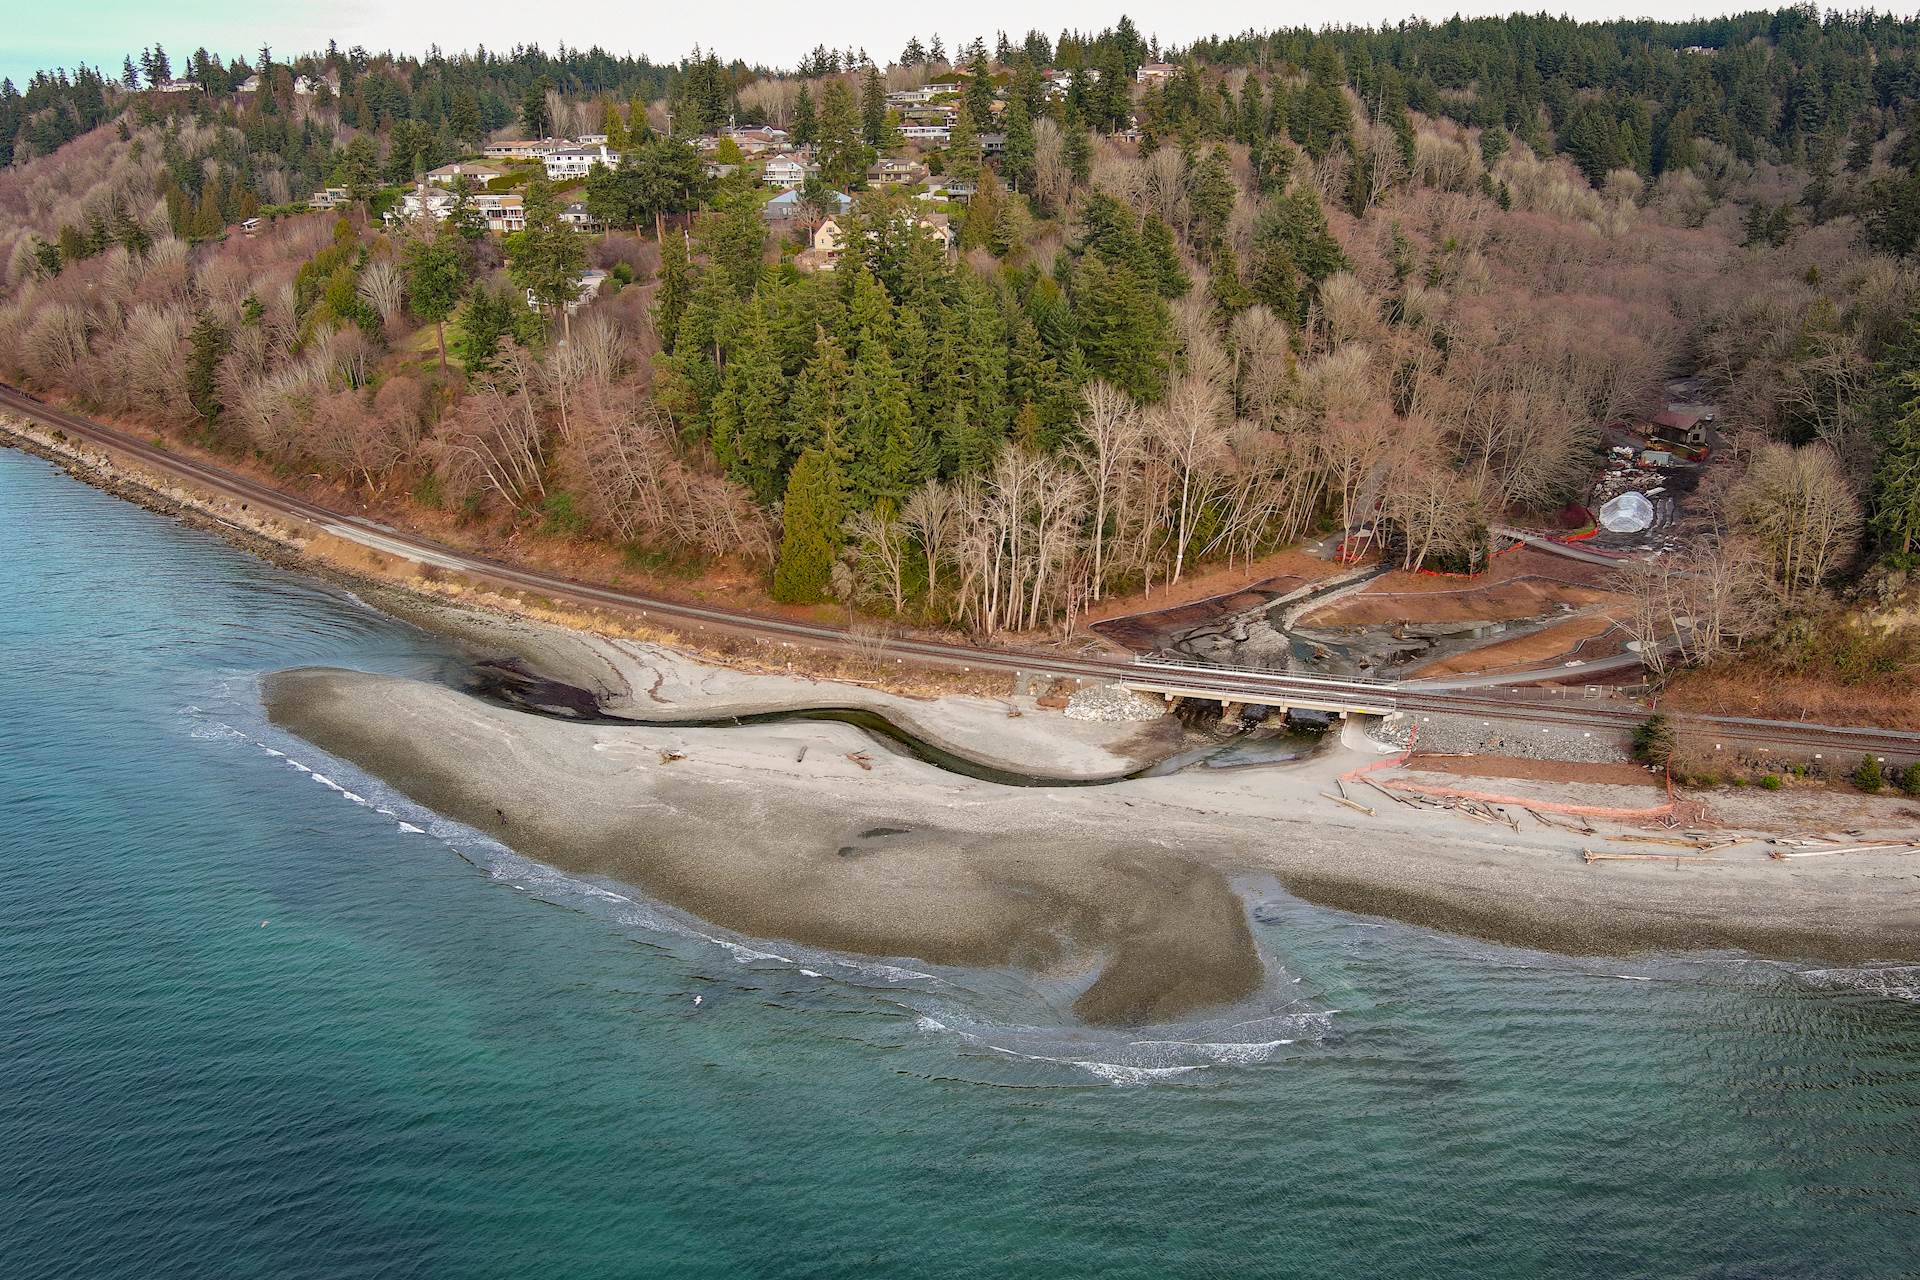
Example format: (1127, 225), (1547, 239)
(393, 186), (455, 222)
(560, 201), (602, 232)
(762, 156), (817, 189)
(529, 268), (609, 315)
(1136, 62), (1177, 84)
(544, 145), (620, 180)
(899, 124), (952, 143)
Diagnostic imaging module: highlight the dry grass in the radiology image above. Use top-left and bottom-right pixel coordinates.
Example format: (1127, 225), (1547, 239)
(1664, 664), (1920, 732)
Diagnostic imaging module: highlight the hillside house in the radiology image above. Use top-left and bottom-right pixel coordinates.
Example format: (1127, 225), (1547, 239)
(762, 156), (817, 189)
(529, 268), (609, 315)
(472, 193), (526, 233)
(544, 145), (619, 180)
(978, 132), (1007, 156)
(307, 186), (350, 208)
(393, 186), (455, 222)
(726, 126), (789, 155)
(799, 211), (953, 272)
(485, 138), (568, 161)
(426, 161), (505, 187)
(763, 188), (851, 226)
(899, 124), (952, 143)
(1136, 62), (1177, 83)
(561, 201), (602, 232)
(867, 157), (929, 186)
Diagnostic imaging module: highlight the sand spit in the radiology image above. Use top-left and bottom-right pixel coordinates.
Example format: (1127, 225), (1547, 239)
(263, 667), (1260, 1025)
(266, 661), (1920, 1026)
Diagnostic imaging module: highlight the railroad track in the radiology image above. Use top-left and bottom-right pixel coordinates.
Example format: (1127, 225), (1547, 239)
(4, 384), (1912, 763)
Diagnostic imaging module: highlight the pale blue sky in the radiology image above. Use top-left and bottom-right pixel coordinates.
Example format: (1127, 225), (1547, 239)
(7, 1), (1764, 88)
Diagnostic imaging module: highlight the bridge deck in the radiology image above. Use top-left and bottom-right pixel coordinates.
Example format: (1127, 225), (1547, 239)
(1121, 681), (1397, 717)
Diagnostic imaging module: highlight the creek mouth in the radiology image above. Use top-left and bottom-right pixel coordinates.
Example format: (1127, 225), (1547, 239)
(463, 658), (1328, 787)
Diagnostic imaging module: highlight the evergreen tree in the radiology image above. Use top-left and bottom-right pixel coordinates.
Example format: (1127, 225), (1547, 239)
(861, 64), (889, 148)
(186, 312), (229, 421)
(791, 85), (817, 147)
(522, 77), (551, 138)
(965, 49), (996, 131)
(772, 447), (846, 602)
(788, 328), (851, 456)
(842, 336), (922, 508)
(1001, 96), (1035, 193)
(507, 176), (586, 340)
(405, 221), (469, 374)
(1071, 254), (1169, 400)
(1871, 361), (1920, 558)
(816, 81), (869, 188)
(1188, 145), (1236, 253)
(710, 303), (788, 501)
(654, 230), (692, 355)
(450, 92), (482, 145)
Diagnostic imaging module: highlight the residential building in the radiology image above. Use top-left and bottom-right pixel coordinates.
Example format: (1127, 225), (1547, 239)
(577, 133), (609, 145)
(866, 157), (929, 186)
(763, 188), (852, 225)
(560, 201), (602, 232)
(762, 156), (817, 189)
(799, 211), (953, 272)
(393, 185), (455, 222)
(726, 126), (789, 156)
(472, 193), (526, 234)
(899, 124), (952, 144)
(528, 268), (609, 315)
(1136, 62), (1177, 84)
(485, 137), (569, 161)
(307, 186), (351, 208)
(978, 133), (1007, 156)
(544, 145), (620, 180)
(426, 161), (505, 187)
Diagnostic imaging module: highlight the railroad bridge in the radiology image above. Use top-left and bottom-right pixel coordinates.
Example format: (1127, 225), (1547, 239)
(1119, 656), (1399, 720)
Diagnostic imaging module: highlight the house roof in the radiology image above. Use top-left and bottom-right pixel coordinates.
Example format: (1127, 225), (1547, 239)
(1650, 409), (1706, 431)
(766, 189), (852, 210)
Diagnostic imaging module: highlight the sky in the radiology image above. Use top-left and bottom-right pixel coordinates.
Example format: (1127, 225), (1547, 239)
(7, 0), (1771, 88)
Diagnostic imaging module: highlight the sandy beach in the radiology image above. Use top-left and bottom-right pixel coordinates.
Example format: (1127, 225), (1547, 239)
(263, 606), (1920, 1026)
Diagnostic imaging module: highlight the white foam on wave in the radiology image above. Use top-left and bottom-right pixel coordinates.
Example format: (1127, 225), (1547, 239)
(985, 1043), (1204, 1085)
(397, 822), (425, 834)
(1794, 964), (1920, 1002)
(837, 959), (938, 984)
(1126, 1038), (1296, 1065)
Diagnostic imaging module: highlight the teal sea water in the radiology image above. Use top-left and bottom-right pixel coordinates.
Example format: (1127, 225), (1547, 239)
(3, 447), (1919, 1278)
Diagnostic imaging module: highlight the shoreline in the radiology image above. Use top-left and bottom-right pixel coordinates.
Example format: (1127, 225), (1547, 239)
(8, 421), (1919, 1024)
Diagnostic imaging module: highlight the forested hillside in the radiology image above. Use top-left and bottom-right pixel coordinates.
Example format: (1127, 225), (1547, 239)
(1, 8), (1916, 689)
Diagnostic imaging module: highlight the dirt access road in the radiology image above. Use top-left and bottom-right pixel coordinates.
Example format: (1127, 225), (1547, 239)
(3, 384), (1913, 766)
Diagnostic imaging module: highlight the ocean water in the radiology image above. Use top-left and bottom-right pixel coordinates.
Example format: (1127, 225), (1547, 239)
(3, 447), (1918, 1278)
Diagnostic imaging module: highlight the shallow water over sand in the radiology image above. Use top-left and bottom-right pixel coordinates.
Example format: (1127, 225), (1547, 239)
(4, 448), (1919, 1277)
